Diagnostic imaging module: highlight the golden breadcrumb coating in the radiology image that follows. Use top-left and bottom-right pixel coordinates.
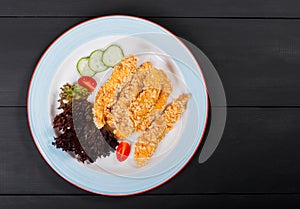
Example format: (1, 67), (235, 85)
(93, 55), (138, 129)
(129, 68), (172, 132)
(134, 94), (190, 167)
(130, 87), (161, 127)
(108, 62), (152, 138)
(93, 54), (191, 167)
(135, 71), (172, 131)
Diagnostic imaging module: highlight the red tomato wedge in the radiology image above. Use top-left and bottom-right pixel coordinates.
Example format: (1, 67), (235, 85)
(78, 76), (97, 92)
(116, 142), (131, 162)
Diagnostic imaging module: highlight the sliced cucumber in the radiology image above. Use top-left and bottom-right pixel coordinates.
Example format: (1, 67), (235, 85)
(88, 50), (108, 72)
(76, 57), (96, 77)
(102, 45), (124, 67)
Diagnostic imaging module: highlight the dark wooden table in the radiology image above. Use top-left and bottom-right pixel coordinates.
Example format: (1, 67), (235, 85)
(2, 0), (300, 208)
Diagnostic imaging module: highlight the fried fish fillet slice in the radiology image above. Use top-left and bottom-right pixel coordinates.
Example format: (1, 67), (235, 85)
(134, 94), (190, 167)
(107, 62), (153, 138)
(136, 71), (172, 131)
(129, 68), (166, 130)
(106, 61), (152, 128)
(93, 55), (138, 129)
(130, 87), (161, 128)
(164, 94), (190, 131)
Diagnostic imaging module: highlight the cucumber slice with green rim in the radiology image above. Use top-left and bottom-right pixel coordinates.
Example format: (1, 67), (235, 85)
(102, 45), (124, 67)
(76, 57), (96, 77)
(88, 50), (108, 72)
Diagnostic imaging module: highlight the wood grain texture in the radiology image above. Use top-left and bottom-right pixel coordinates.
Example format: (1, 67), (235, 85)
(2, 107), (300, 194)
(1, 0), (300, 18)
(0, 194), (300, 209)
(1, 0), (300, 206)
(2, 18), (300, 106)
(156, 18), (300, 106)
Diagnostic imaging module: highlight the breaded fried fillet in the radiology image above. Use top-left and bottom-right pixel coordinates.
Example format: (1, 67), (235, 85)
(93, 55), (138, 129)
(134, 94), (190, 167)
(129, 68), (171, 131)
(130, 87), (161, 127)
(108, 62), (152, 138)
(135, 71), (172, 131)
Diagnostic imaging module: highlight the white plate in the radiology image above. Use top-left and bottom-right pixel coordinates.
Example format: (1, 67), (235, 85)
(27, 15), (208, 195)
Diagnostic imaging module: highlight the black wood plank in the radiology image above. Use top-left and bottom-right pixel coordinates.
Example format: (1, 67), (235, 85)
(0, 194), (300, 209)
(2, 107), (300, 194)
(0, 107), (85, 194)
(1, 0), (300, 18)
(0, 18), (84, 106)
(1, 18), (300, 106)
(156, 18), (300, 107)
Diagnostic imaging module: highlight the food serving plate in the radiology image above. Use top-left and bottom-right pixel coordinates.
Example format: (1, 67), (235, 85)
(27, 15), (208, 195)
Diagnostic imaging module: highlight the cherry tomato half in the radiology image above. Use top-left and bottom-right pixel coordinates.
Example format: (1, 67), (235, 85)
(116, 141), (131, 162)
(78, 76), (97, 92)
